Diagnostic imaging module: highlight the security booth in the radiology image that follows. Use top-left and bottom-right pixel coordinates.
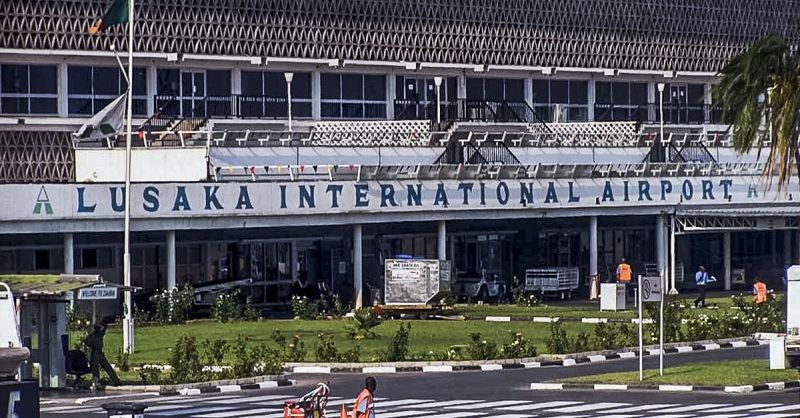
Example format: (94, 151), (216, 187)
(0, 274), (113, 389)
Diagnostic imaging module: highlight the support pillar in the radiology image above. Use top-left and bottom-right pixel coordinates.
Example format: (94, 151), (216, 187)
(291, 239), (299, 282)
(437, 220), (447, 261)
(589, 216), (598, 279)
(669, 215), (678, 294)
(353, 224), (363, 309)
(166, 230), (176, 289)
(656, 214), (665, 276)
(784, 229), (792, 265)
(723, 231), (731, 291)
(63, 233), (74, 274)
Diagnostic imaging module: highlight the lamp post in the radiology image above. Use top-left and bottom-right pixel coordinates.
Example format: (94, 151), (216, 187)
(284, 72), (294, 132)
(433, 76), (443, 126)
(657, 83), (665, 145)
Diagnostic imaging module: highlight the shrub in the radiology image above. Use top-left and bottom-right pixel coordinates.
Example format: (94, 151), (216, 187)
(212, 291), (240, 323)
(169, 336), (204, 384)
(201, 338), (230, 380)
(349, 308), (383, 340)
(152, 284), (194, 324)
(384, 323), (411, 361)
(500, 332), (538, 359)
(511, 276), (539, 307)
(272, 331), (307, 362)
(292, 296), (319, 320)
(115, 349), (131, 372)
(230, 335), (283, 377)
(314, 333), (339, 362)
(544, 321), (571, 354)
(138, 366), (161, 385)
(570, 331), (591, 353)
(467, 332), (498, 360)
(644, 295), (684, 343)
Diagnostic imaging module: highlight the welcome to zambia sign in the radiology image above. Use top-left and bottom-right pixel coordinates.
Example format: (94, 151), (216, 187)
(0, 177), (792, 221)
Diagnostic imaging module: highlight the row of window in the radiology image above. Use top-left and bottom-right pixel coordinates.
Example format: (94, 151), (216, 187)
(0, 63), (710, 122)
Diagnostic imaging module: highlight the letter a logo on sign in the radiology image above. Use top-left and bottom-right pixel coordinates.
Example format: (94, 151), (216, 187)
(33, 185), (53, 215)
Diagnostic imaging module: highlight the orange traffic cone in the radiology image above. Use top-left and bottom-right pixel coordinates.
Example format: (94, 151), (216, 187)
(339, 404), (349, 418)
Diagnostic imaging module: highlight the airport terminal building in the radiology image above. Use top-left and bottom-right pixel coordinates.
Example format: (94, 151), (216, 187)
(1, 0), (800, 308)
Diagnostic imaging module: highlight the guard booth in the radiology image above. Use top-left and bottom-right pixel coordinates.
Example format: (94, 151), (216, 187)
(0, 274), (118, 389)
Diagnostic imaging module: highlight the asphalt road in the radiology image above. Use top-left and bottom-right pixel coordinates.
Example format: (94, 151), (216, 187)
(41, 346), (800, 418)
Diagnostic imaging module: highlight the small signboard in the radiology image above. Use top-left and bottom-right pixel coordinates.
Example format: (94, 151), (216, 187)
(640, 276), (662, 303)
(78, 285), (117, 300)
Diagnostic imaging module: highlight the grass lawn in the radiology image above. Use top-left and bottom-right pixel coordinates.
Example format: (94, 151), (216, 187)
(74, 319), (596, 365)
(556, 360), (800, 386)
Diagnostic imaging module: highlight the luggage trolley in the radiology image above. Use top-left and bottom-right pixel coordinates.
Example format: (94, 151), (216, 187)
(284, 382), (331, 418)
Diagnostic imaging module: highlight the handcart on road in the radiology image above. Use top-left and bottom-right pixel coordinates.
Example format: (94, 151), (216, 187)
(284, 382), (331, 418)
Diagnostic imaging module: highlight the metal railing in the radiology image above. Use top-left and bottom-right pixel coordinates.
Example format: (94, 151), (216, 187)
(153, 94), (312, 119)
(209, 161), (767, 183)
(393, 99), (549, 125)
(74, 129), (747, 150)
(594, 103), (723, 124)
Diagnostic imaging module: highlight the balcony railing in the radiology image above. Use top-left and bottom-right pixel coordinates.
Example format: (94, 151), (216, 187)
(154, 94), (310, 119)
(393, 99), (548, 125)
(594, 103), (723, 125)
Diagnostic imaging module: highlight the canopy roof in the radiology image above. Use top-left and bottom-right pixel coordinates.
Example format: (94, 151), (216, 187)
(0, 274), (100, 297)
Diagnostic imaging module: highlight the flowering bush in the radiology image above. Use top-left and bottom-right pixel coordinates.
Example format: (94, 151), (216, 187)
(467, 332), (499, 360)
(349, 307), (383, 339)
(152, 284), (194, 324)
(501, 332), (538, 358)
(291, 296), (318, 320)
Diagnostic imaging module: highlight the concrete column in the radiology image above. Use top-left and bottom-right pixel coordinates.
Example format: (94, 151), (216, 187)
(647, 81), (657, 123)
(63, 233), (74, 274)
(291, 239), (299, 282)
(524, 78), (533, 107)
(231, 68), (242, 95)
(57, 63), (68, 117)
(589, 216), (598, 278)
(457, 72), (467, 99)
(587, 78), (596, 121)
(49, 303), (67, 388)
(353, 225), (363, 309)
(166, 230), (176, 289)
(146, 66), (158, 115)
(656, 215), (665, 276)
(311, 71), (321, 121)
(437, 220), (447, 261)
(785, 229), (792, 265)
(386, 70), (396, 120)
(723, 231), (731, 291)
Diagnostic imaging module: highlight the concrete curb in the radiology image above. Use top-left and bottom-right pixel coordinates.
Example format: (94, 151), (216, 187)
(287, 337), (765, 374)
(465, 315), (657, 324)
(104, 376), (295, 396)
(530, 380), (800, 393)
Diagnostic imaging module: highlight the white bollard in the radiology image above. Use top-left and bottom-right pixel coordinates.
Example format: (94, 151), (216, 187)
(769, 337), (785, 370)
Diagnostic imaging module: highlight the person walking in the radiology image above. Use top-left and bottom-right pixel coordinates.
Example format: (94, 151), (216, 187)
(82, 323), (121, 387)
(753, 278), (768, 304)
(352, 376), (377, 418)
(694, 265), (709, 308)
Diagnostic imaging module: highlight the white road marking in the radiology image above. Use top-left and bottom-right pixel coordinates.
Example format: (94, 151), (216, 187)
(209, 395), (292, 404)
(398, 399), (484, 409)
(601, 404), (680, 413)
(655, 404), (732, 413)
(195, 408), (276, 418)
(701, 404), (783, 413)
(546, 402), (630, 413)
(760, 404), (800, 412)
(499, 401), (582, 411)
(446, 400), (532, 410)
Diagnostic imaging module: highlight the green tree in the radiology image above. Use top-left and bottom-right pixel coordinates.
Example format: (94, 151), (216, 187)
(712, 34), (800, 189)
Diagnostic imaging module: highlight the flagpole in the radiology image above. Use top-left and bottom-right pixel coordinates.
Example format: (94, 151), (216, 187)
(122, 0), (135, 355)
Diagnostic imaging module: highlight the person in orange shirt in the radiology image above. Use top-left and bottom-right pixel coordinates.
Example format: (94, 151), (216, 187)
(616, 258), (632, 283)
(753, 278), (768, 304)
(352, 376), (376, 418)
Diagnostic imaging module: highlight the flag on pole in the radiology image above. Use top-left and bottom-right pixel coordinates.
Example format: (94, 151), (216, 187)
(74, 93), (127, 141)
(88, 0), (130, 34)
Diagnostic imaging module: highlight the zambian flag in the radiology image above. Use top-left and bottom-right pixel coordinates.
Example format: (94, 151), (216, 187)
(88, 0), (129, 34)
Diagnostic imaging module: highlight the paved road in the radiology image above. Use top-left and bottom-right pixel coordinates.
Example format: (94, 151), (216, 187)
(41, 346), (800, 418)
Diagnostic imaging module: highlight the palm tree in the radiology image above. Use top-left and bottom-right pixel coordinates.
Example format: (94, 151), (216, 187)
(712, 34), (800, 190)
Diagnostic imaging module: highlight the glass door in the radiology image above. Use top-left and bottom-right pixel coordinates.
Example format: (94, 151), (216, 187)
(181, 70), (206, 117)
(669, 84), (688, 124)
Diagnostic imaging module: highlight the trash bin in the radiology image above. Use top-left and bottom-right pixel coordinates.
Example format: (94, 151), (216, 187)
(102, 402), (148, 418)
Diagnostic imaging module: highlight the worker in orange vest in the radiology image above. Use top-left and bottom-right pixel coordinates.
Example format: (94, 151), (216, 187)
(753, 278), (768, 304)
(352, 376), (376, 418)
(616, 258), (632, 284)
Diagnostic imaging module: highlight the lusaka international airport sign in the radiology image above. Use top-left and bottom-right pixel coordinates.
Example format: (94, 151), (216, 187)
(0, 177), (793, 220)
